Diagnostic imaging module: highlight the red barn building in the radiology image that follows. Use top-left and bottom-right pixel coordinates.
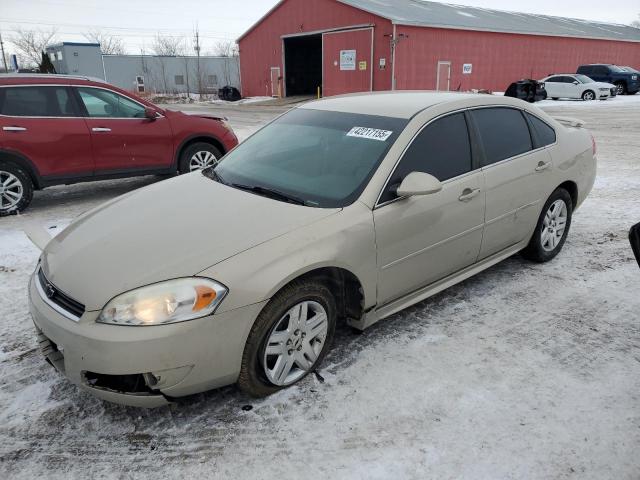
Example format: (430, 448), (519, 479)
(238, 0), (640, 97)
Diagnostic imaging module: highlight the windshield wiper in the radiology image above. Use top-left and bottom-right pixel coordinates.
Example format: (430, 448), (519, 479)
(203, 167), (227, 185)
(231, 183), (306, 206)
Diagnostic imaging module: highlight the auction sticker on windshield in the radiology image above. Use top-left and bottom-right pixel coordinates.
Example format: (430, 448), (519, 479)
(346, 127), (393, 142)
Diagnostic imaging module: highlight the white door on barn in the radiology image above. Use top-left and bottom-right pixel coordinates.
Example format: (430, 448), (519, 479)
(436, 61), (451, 91)
(270, 67), (281, 97)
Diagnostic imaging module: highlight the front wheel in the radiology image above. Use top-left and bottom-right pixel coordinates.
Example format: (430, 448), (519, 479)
(0, 164), (34, 216)
(238, 279), (336, 397)
(614, 82), (626, 95)
(522, 188), (573, 263)
(178, 142), (222, 173)
(582, 90), (595, 101)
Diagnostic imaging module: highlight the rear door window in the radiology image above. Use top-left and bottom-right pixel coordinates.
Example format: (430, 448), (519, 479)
(471, 107), (533, 166)
(0, 86), (77, 117)
(526, 113), (556, 148)
(380, 112), (472, 203)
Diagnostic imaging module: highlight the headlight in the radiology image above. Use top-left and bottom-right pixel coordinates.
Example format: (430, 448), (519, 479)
(97, 278), (228, 326)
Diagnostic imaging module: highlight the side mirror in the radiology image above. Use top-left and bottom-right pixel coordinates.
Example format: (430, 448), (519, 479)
(396, 172), (443, 197)
(144, 107), (157, 121)
(573, 81), (579, 85)
(630, 223), (640, 267)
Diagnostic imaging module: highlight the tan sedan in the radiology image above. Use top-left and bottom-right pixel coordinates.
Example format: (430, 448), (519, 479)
(29, 92), (596, 407)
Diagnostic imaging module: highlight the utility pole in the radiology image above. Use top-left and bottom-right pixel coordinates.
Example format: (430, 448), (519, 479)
(0, 30), (9, 73)
(194, 24), (202, 96)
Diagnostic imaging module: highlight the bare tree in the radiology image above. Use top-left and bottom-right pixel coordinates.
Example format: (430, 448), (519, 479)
(152, 34), (185, 56)
(632, 14), (640, 28)
(150, 34), (186, 94)
(211, 41), (239, 88)
(9, 27), (57, 67)
(212, 40), (238, 58)
(83, 29), (126, 55)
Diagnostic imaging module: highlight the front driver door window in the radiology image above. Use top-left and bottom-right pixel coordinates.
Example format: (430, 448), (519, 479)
(373, 112), (485, 305)
(76, 87), (172, 171)
(78, 87), (146, 118)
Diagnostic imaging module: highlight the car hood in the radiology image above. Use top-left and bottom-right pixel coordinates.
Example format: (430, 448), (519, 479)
(170, 109), (227, 121)
(595, 82), (615, 89)
(41, 173), (339, 311)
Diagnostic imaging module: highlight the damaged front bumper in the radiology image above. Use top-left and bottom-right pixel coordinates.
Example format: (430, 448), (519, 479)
(29, 273), (267, 407)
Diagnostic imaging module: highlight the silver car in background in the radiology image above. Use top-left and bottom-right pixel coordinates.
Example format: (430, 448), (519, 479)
(29, 92), (597, 406)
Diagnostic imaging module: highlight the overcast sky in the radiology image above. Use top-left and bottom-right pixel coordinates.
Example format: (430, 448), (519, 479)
(1, 0), (638, 55)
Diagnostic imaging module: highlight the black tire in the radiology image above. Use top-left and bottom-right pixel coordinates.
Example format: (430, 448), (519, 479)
(177, 142), (222, 174)
(522, 188), (573, 263)
(552, 97), (559, 101)
(0, 163), (34, 216)
(614, 82), (627, 96)
(581, 90), (595, 101)
(238, 278), (337, 397)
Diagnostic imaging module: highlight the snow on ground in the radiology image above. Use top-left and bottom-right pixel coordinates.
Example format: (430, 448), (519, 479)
(208, 96), (273, 105)
(0, 100), (639, 479)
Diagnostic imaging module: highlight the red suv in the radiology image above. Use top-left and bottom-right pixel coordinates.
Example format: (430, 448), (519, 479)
(0, 74), (239, 215)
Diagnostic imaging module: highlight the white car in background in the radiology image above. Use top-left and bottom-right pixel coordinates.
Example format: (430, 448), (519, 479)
(541, 74), (614, 101)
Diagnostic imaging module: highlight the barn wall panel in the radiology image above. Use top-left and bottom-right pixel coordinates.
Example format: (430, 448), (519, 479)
(394, 26), (640, 92)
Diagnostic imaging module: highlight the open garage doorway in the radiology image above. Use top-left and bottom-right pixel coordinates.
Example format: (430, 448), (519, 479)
(283, 34), (322, 97)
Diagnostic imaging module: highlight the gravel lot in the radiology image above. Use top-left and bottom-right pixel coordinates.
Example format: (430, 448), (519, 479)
(1, 95), (639, 479)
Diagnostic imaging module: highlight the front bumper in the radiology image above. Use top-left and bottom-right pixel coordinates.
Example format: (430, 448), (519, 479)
(29, 274), (266, 407)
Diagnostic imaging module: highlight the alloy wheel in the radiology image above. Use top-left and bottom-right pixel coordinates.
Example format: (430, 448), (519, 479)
(541, 199), (568, 252)
(615, 84), (624, 95)
(583, 91), (595, 101)
(189, 150), (218, 171)
(262, 300), (329, 386)
(0, 171), (24, 211)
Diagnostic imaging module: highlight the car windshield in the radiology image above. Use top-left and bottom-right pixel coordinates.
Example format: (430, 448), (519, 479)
(575, 74), (594, 83)
(609, 65), (624, 73)
(206, 109), (408, 208)
(622, 66), (639, 73)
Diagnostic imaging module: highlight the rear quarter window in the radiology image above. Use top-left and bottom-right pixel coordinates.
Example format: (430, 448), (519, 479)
(526, 113), (556, 148)
(471, 108), (533, 166)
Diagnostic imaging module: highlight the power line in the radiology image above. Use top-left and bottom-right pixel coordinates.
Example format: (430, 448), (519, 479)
(0, 18), (245, 36)
(0, 27), (236, 41)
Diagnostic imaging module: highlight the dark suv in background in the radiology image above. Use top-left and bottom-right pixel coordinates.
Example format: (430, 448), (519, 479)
(0, 74), (238, 215)
(576, 64), (639, 95)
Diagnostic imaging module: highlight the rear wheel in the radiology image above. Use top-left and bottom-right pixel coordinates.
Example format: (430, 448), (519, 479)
(614, 82), (626, 95)
(238, 279), (336, 397)
(0, 163), (33, 216)
(582, 90), (595, 101)
(522, 188), (573, 263)
(178, 142), (222, 173)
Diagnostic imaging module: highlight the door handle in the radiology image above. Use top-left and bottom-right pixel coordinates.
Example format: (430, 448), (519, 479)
(458, 188), (481, 202)
(91, 127), (111, 132)
(2, 126), (27, 132)
(535, 161), (551, 172)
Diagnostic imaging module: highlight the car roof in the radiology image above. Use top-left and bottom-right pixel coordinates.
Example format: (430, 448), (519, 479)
(300, 91), (527, 119)
(0, 74), (105, 86)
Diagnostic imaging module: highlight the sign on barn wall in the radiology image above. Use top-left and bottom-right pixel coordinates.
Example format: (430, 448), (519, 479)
(340, 50), (356, 70)
(463, 63), (473, 74)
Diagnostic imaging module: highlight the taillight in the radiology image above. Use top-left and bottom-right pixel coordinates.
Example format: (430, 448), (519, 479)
(591, 133), (597, 155)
